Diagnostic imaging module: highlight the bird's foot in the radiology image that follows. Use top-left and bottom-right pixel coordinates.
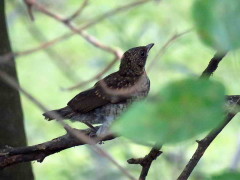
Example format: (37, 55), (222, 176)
(89, 131), (97, 138)
(88, 130), (104, 145)
(83, 122), (98, 138)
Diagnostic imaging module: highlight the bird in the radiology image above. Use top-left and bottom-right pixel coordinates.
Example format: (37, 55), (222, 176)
(43, 43), (154, 137)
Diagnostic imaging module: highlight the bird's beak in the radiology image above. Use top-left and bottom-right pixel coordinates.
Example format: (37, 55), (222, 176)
(146, 43), (154, 53)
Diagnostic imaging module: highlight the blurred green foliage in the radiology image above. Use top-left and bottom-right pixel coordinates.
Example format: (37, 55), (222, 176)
(209, 171), (240, 180)
(113, 79), (225, 145)
(5, 0), (240, 180)
(192, 0), (240, 52)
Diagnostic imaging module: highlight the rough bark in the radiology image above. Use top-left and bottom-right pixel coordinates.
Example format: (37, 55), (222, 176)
(0, 1), (34, 179)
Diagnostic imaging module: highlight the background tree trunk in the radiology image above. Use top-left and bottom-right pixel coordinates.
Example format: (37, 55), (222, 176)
(0, 0), (34, 179)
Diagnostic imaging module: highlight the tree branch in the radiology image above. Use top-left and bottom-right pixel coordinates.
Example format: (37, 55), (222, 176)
(128, 146), (162, 180)
(200, 52), (227, 79)
(176, 51), (240, 180)
(0, 127), (115, 169)
(177, 113), (236, 180)
(29, 1), (120, 56)
(78, 0), (153, 31)
(23, 0), (35, 21)
(63, 56), (118, 90)
(64, 0), (89, 23)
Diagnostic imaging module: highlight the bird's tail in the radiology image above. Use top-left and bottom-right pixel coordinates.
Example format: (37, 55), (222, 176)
(43, 106), (72, 120)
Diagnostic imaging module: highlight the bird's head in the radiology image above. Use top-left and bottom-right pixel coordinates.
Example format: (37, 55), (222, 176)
(119, 43), (154, 76)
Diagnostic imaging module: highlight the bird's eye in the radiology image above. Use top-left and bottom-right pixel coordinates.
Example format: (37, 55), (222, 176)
(140, 51), (145, 57)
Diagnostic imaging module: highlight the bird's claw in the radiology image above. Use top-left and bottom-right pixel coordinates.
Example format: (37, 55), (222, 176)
(89, 131), (97, 138)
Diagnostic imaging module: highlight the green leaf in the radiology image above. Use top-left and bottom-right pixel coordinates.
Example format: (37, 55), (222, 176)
(112, 78), (225, 145)
(210, 172), (240, 180)
(192, 0), (240, 52)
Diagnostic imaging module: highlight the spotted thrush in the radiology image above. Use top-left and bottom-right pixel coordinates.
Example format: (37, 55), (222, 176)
(43, 44), (154, 136)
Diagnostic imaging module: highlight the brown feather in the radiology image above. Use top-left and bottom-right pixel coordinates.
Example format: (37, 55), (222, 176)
(67, 87), (109, 113)
(67, 72), (139, 113)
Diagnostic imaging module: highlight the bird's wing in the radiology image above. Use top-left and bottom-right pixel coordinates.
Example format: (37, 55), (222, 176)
(67, 73), (138, 113)
(67, 85), (129, 113)
(67, 86), (111, 113)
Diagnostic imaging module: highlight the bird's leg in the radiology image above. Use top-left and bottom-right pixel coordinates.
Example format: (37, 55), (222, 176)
(83, 122), (98, 138)
(84, 122), (97, 131)
(96, 116), (114, 138)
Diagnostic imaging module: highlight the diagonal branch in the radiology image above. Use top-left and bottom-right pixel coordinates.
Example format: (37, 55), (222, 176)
(200, 52), (227, 79)
(24, 0), (35, 21)
(63, 56), (119, 90)
(64, 0), (89, 23)
(78, 0), (153, 31)
(147, 29), (192, 71)
(30, 1), (120, 57)
(177, 113), (236, 180)
(176, 51), (239, 180)
(0, 32), (73, 64)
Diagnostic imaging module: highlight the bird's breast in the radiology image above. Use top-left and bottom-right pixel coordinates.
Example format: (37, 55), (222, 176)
(130, 74), (150, 101)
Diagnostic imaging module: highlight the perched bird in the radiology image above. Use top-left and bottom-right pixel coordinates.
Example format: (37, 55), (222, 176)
(43, 44), (154, 136)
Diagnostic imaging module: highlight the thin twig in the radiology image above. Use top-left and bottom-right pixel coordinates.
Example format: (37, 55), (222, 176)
(147, 29), (192, 71)
(177, 113), (236, 180)
(0, 32), (73, 64)
(0, 70), (136, 180)
(79, 0), (153, 31)
(63, 56), (119, 90)
(200, 52), (227, 79)
(27, 30), (79, 82)
(16, 32), (73, 56)
(64, 0), (89, 22)
(10, 0), (80, 82)
(3, 0), (153, 62)
(128, 146), (162, 180)
(30, 0), (134, 57)
(24, 0), (35, 21)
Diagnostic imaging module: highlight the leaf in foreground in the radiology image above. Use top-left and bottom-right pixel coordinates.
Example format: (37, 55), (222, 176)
(209, 171), (240, 180)
(112, 78), (225, 145)
(192, 0), (240, 52)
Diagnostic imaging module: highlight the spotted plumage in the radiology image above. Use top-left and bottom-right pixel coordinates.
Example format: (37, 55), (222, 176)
(43, 44), (154, 136)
